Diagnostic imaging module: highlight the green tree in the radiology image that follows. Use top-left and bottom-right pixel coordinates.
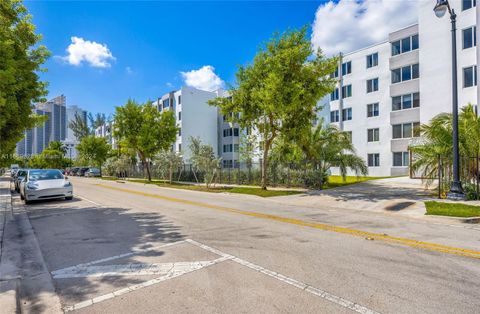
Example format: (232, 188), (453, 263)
(76, 135), (110, 171)
(0, 0), (50, 159)
(88, 112), (107, 130)
(114, 99), (177, 181)
(188, 137), (221, 188)
(298, 122), (367, 189)
(153, 150), (183, 184)
(39, 141), (67, 169)
(209, 27), (337, 189)
(68, 113), (90, 140)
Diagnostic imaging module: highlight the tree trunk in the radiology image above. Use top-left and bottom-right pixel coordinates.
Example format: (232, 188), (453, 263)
(261, 142), (270, 190)
(145, 160), (152, 181)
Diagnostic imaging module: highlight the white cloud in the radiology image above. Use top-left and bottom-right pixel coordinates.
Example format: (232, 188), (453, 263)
(180, 65), (224, 92)
(311, 0), (419, 56)
(125, 66), (133, 74)
(166, 82), (174, 88)
(61, 36), (115, 68)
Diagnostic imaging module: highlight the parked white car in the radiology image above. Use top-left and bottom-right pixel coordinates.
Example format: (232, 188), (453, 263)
(20, 169), (73, 204)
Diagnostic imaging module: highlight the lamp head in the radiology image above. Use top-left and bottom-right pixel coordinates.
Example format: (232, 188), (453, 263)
(433, 0), (449, 18)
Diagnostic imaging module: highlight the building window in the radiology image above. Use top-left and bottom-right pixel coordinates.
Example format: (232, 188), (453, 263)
(366, 53), (378, 68)
(392, 122), (420, 139)
(367, 103), (379, 117)
(330, 88), (339, 101)
(162, 99), (169, 109)
(330, 68), (339, 79)
(233, 128), (239, 136)
(392, 92), (420, 111)
(392, 64), (419, 83)
(462, 0), (476, 11)
(234, 144), (239, 152)
(178, 95), (181, 104)
(223, 128), (233, 137)
(330, 110), (339, 123)
(342, 108), (352, 121)
(178, 143), (181, 152)
(342, 84), (352, 98)
(367, 128), (380, 142)
(178, 128), (181, 136)
(391, 35), (419, 56)
(393, 152), (410, 167)
(366, 78), (379, 93)
(368, 153), (380, 167)
(223, 160), (233, 168)
(223, 144), (233, 153)
(464, 66), (477, 87)
(178, 111), (181, 120)
(342, 61), (352, 75)
(463, 26), (477, 49)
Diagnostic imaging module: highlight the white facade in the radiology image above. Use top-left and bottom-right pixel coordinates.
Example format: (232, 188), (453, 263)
(323, 0), (477, 177)
(153, 86), (219, 162)
(95, 121), (116, 149)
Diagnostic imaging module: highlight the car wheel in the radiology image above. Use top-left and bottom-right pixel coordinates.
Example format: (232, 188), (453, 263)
(24, 195), (31, 204)
(20, 192), (24, 200)
(65, 196), (73, 201)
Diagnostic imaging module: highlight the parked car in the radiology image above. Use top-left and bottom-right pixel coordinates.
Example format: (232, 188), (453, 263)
(14, 169), (28, 192)
(78, 167), (90, 176)
(20, 169), (73, 204)
(69, 167), (80, 176)
(85, 168), (101, 177)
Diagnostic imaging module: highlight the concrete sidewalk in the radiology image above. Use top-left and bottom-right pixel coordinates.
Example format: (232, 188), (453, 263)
(274, 177), (433, 219)
(0, 177), (17, 314)
(0, 176), (62, 314)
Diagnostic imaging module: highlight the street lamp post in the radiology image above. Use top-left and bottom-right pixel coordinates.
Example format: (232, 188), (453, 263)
(433, 0), (465, 199)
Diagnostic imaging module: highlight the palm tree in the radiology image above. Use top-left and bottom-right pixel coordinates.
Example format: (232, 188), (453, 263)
(298, 122), (367, 189)
(410, 104), (480, 191)
(68, 113), (90, 140)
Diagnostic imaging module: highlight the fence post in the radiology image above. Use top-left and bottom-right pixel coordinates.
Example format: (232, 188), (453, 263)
(438, 155), (442, 199)
(475, 153), (480, 200)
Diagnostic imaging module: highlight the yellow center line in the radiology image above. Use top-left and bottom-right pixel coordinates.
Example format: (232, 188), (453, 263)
(94, 183), (480, 260)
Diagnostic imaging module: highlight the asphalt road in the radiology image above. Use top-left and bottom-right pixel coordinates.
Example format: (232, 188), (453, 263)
(21, 177), (480, 313)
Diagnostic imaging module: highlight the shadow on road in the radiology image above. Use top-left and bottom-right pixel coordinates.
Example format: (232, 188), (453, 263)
(9, 191), (186, 310)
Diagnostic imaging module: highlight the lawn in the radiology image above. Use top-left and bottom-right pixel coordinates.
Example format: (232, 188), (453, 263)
(325, 175), (390, 188)
(99, 177), (301, 197)
(424, 201), (480, 218)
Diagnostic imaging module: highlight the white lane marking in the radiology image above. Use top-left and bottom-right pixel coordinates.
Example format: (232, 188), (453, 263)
(185, 239), (379, 314)
(75, 194), (102, 206)
(52, 261), (215, 278)
(63, 255), (232, 312)
(51, 240), (186, 275)
(61, 239), (379, 314)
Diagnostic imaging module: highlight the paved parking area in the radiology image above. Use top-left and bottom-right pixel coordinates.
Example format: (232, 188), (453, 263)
(5, 176), (480, 313)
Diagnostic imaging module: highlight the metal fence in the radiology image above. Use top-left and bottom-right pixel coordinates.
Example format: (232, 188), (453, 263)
(111, 161), (328, 189)
(411, 155), (480, 200)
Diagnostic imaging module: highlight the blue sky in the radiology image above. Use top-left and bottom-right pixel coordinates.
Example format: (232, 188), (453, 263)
(25, 1), (325, 115)
(25, 1), (418, 116)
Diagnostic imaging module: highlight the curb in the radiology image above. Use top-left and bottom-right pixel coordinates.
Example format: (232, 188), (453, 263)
(0, 178), (63, 314)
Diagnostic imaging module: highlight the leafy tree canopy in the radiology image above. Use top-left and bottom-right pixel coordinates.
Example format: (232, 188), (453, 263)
(0, 0), (50, 159)
(114, 99), (177, 181)
(209, 26), (337, 189)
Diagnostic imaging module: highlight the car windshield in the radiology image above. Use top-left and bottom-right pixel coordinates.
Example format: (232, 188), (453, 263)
(29, 170), (64, 181)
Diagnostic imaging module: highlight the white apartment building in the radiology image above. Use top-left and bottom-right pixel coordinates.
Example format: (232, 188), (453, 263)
(321, 0), (477, 177)
(95, 121), (117, 149)
(152, 86), (219, 162)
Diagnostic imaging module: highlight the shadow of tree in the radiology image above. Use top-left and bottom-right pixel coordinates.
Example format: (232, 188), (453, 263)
(5, 188), (186, 312)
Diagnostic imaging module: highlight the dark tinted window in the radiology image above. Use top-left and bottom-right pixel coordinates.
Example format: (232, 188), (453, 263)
(29, 170), (64, 181)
